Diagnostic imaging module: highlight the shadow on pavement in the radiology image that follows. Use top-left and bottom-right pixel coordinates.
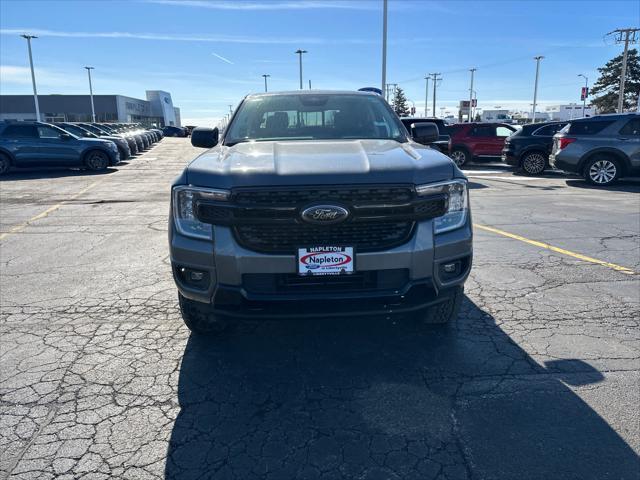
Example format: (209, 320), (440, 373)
(166, 297), (638, 479)
(0, 167), (118, 181)
(565, 179), (640, 193)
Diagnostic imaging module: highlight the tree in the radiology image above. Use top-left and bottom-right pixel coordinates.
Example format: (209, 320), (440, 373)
(392, 87), (410, 116)
(590, 48), (639, 113)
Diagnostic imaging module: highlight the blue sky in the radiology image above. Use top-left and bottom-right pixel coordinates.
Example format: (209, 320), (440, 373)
(0, 0), (637, 124)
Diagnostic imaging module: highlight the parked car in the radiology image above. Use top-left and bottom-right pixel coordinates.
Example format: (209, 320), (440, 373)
(163, 126), (187, 137)
(550, 113), (640, 186)
(447, 122), (517, 167)
(0, 121), (120, 174)
(56, 122), (132, 159)
(170, 90), (472, 334)
(400, 117), (451, 154)
(84, 123), (147, 151)
(501, 121), (568, 174)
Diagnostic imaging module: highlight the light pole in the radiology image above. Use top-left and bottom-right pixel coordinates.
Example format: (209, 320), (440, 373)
(295, 49), (307, 90)
(21, 34), (40, 121)
(381, 0), (388, 95)
(229, 104), (233, 115)
(468, 68), (476, 122)
(424, 75), (430, 116)
(84, 67), (96, 122)
(262, 74), (270, 92)
(531, 55), (544, 123)
(578, 74), (588, 118)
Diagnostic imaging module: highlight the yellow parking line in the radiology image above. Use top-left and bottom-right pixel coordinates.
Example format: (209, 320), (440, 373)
(474, 223), (636, 276)
(0, 181), (100, 241)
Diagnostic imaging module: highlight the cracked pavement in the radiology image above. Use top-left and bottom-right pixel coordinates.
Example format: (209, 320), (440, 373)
(1, 140), (639, 479)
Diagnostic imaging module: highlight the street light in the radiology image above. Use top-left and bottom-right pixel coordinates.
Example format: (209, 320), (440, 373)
(20, 34), (40, 121)
(531, 55), (544, 123)
(262, 74), (270, 92)
(84, 67), (96, 122)
(381, 0), (388, 95)
(295, 49), (307, 90)
(578, 74), (588, 118)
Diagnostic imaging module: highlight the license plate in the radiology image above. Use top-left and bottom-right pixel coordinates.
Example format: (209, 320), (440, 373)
(297, 246), (354, 276)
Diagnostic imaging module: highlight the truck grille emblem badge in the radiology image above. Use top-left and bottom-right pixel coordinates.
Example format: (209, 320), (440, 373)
(300, 205), (349, 225)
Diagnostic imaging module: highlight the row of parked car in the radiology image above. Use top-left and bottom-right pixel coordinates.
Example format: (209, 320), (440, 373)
(405, 112), (639, 186)
(0, 122), (163, 175)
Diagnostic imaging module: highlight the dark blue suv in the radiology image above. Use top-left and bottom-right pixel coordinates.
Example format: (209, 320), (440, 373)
(0, 121), (120, 175)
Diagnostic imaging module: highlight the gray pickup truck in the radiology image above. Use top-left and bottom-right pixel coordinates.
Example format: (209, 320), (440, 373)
(169, 91), (472, 334)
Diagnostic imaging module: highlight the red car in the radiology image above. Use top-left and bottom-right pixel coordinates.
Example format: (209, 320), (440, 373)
(447, 123), (517, 167)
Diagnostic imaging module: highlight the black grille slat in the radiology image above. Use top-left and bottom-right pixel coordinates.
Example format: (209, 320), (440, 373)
(234, 221), (414, 254)
(232, 186), (413, 206)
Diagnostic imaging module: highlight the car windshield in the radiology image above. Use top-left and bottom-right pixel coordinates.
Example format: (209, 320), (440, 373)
(224, 93), (406, 145)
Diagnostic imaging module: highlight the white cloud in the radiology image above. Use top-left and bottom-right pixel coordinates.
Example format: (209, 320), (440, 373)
(146, 0), (378, 10)
(0, 65), (33, 85)
(0, 28), (370, 45)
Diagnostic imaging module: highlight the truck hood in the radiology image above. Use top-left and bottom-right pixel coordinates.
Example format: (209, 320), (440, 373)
(185, 139), (457, 188)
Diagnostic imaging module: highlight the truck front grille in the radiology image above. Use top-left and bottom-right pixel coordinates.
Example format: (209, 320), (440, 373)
(234, 221), (414, 254)
(195, 185), (446, 254)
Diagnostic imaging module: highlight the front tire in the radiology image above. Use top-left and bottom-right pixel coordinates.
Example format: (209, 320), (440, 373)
(450, 149), (470, 167)
(417, 286), (463, 325)
(583, 156), (620, 186)
(0, 153), (10, 175)
(178, 293), (230, 335)
(520, 151), (547, 175)
(85, 150), (109, 171)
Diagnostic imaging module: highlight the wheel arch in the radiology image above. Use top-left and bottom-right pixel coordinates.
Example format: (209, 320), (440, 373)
(81, 147), (110, 165)
(578, 148), (630, 176)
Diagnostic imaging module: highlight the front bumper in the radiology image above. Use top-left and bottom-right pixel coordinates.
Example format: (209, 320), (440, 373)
(169, 216), (473, 317)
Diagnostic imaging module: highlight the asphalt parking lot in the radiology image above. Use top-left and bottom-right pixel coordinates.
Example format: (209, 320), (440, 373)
(1, 138), (639, 480)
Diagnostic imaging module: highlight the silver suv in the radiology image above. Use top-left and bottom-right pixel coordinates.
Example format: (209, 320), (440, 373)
(550, 113), (640, 186)
(169, 91), (472, 334)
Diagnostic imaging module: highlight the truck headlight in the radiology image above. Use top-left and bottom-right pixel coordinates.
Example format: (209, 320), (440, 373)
(416, 179), (468, 234)
(172, 186), (230, 240)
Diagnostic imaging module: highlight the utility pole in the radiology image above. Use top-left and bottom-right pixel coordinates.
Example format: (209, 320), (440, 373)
(430, 73), (441, 118)
(387, 83), (398, 107)
(578, 74), (588, 118)
(21, 34), (40, 121)
(295, 49), (307, 90)
(468, 68), (476, 122)
(229, 104), (233, 115)
(606, 28), (639, 113)
(531, 56), (544, 123)
(84, 67), (96, 122)
(424, 75), (430, 116)
(262, 74), (270, 92)
(309, 79), (312, 90)
(381, 0), (388, 95)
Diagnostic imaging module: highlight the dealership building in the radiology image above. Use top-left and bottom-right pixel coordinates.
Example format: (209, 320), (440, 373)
(0, 90), (181, 126)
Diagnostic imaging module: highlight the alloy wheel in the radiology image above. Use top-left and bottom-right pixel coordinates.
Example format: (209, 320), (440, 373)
(86, 152), (108, 171)
(450, 150), (467, 167)
(522, 153), (546, 175)
(588, 160), (617, 185)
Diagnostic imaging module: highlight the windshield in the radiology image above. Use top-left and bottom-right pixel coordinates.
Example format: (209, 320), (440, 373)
(225, 93), (406, 144)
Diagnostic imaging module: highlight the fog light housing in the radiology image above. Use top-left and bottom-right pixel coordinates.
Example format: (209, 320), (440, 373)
(443, 263), (457, 273)
(175, 266), (210, 290)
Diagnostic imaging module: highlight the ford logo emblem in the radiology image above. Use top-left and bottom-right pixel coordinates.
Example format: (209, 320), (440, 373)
(300, 204), (349, 225)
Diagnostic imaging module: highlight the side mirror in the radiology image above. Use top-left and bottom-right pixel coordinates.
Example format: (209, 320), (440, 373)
(410, 122), (439, 145)
(191, 127), (219, 148)
(60, 132), (72, 140)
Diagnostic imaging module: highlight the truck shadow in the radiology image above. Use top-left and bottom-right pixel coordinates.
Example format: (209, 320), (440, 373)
(165, 297), (639, 479)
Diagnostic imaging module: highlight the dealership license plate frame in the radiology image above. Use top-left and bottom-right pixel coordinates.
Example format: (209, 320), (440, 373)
(297, 246), (355, 276)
